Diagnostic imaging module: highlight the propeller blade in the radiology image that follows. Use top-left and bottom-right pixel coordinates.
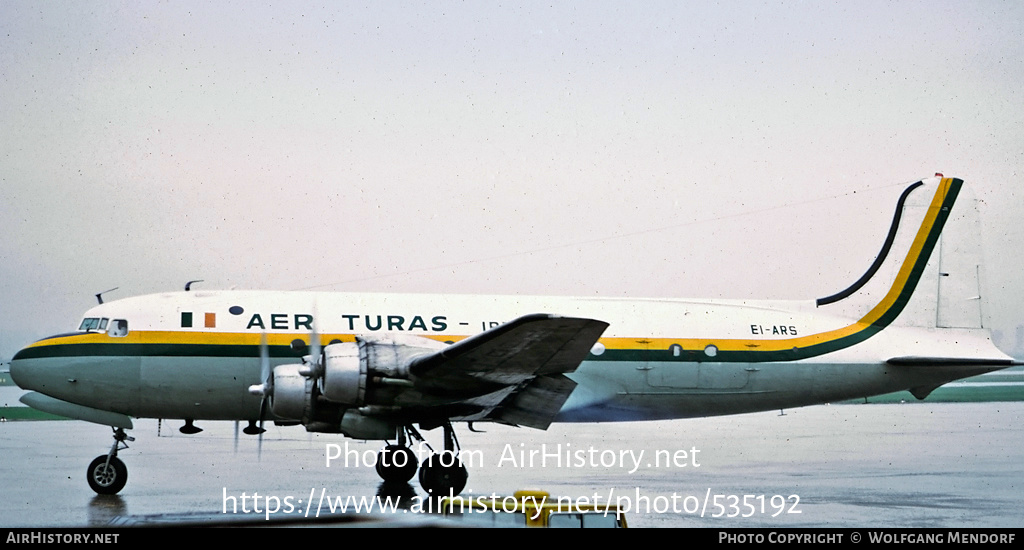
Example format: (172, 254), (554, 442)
(299, 303), (323, 378)
(310, 327), (321, 372)
(254, 333), (270, 460)
(258, 395), (268, 460)
(260, 333), (271, 394)
(311, 300), (321, 358)
(248, 333), (273, 396)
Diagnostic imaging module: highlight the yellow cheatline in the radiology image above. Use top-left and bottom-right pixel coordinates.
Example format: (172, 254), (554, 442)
(599, 179), (953, 354)
(858, 177), (950, 327)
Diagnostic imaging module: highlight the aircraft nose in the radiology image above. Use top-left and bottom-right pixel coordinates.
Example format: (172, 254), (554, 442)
(8, 339), (64, 393)
(9, 349), (37, 391)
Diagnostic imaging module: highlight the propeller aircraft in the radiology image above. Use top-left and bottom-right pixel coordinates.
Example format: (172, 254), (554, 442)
(9, 176), (1017, 496)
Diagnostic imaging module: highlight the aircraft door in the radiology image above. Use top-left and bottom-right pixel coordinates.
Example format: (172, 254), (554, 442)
(646, 344), (699, 389)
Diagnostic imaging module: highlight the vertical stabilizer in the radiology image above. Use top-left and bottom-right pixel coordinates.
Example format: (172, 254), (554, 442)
(816, 177), (983, 329)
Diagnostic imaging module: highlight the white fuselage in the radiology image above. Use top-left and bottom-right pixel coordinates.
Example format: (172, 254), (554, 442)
(9, 289), (1009, 425)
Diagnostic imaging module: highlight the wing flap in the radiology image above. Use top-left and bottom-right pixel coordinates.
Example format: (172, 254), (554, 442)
(491, 374), (578, 430)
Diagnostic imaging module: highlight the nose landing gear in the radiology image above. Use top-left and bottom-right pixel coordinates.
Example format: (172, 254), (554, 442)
(87, 427), (133, 495)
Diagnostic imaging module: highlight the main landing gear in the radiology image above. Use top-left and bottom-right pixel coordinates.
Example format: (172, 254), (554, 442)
(374, 422), (468, 496)
(87, 427), (134, 495)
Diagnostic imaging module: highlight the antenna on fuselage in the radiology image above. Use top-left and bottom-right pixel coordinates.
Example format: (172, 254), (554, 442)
(185, 280), (204, 291)
(95, 288), (119, 305)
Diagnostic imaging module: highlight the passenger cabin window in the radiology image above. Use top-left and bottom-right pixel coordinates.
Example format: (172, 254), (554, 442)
(108, 319), (129, 337)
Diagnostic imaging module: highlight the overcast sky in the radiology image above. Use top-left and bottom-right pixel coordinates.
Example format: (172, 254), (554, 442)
(2, 1), (1023, 359)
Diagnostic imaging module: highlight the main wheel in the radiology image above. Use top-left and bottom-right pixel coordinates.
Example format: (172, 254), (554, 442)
(418, 452), (468, 496)
(375, 445), (418, 483)
(87, 455), (128, 495)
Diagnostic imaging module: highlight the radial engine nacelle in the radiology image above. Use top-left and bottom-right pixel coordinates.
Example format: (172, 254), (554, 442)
(269, 334), (449, 432)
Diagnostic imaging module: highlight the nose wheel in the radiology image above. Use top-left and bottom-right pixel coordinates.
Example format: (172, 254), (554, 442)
(87, 427), (133, 495)
(87, 455), (127, 495)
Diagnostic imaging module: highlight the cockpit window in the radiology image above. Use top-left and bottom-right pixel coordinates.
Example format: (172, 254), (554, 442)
(108, 319), (129, 337)
(78, 317), (113, 332)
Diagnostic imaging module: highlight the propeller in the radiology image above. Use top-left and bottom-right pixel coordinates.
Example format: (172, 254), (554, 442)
(244, 316), (321, 459)
(247, 333), (272, 458)
(309, 325), (321, 375)
(298, 305), (323, 378)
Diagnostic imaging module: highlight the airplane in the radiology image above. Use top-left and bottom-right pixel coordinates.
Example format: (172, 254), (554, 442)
(9, 175), (1019, 497)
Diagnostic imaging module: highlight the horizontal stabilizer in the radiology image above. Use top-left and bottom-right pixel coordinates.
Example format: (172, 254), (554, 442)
(886, 357), (1021, 367)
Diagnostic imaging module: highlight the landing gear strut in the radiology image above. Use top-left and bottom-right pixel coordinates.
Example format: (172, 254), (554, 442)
(374, 422), (468, 496)
(87, 427), (133, 495)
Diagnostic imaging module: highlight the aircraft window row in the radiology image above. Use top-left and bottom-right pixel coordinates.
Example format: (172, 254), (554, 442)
(668, 344), (718, 357)
(78, 317), (128, 337)
(596, 343), (720, 359)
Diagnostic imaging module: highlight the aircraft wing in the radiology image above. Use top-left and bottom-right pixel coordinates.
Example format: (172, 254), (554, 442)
(407, 314), (609, 429)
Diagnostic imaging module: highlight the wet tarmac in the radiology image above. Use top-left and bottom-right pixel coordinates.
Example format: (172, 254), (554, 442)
(1, 401), (1022, 528)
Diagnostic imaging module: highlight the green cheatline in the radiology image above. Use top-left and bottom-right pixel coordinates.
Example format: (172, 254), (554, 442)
(0, 407), (69, 421)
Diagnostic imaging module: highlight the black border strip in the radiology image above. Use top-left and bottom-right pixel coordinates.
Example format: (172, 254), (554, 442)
(816, 181), (924, 306)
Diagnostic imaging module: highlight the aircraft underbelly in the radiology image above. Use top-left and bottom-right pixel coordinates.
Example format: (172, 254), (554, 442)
(559, 359), (992, 422)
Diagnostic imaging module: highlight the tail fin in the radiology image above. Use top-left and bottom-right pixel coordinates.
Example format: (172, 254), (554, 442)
(816, 176), (985, 329)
